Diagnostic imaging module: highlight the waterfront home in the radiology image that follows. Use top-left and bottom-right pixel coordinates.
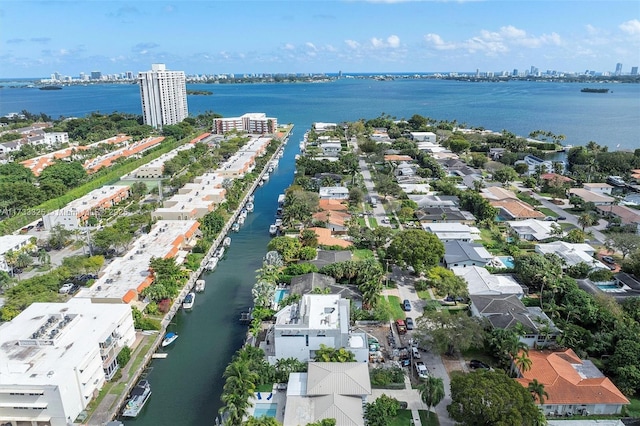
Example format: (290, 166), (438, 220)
(582, 182), (614, 195)
(0, 299), (136, 426)
(515, 349), (629, 416)
(309, 250), (353, 269)
(289, 272), (361, 304)
(307, 227), (352, 248)
(320, 141), (342, 157)
(540, 173), (574, 186)
(452, 266), (525, 297)
(213, 112), (278, 134)
(596, 204), (640, 230)
(443, 240), (493, 268)
(283, 363), (371, 426)
(517, 154), (556, 176)
(506, 219), (556, 241)
(313, 122), (337, 133)
(265, 294), (368, 363)
(535, 241), (609, 271)
(319, 186), (349, 200)
(312, 209), (351, 233)
(409, 131), (436, 143)
(568, 188), (614, 206)
(469, 294), (559, 347)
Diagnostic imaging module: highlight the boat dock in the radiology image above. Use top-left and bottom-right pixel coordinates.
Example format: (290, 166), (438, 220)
(151, 353), (168, 359)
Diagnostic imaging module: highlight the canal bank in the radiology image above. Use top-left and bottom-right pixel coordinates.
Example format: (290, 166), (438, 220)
(109, 127), (298, 425)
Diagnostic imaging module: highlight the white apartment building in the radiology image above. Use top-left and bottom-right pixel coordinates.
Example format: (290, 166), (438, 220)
(0, 235), (33, 272)
(0, 299), (136, 426)
(267, 294), (368, 364)
(153, 173), (226, 220)
(213, 113), (278, 135)
(138, 63), (188, 129)
(43, 185), (130, 231)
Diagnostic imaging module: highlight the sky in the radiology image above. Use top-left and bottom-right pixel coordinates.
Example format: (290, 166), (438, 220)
(1, 0), (639, 78)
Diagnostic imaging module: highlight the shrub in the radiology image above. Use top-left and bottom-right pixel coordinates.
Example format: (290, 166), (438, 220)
(158, 298), (172, 313)
(116, 346), (132, 367)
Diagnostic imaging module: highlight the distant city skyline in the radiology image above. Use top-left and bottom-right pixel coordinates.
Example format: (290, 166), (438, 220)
(1, 1), (639, 78)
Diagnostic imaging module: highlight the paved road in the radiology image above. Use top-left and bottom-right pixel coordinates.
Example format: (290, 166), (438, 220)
(358, 158), (393, 228)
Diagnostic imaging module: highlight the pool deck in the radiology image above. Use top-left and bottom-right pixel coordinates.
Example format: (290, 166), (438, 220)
(247, 386), (285, 423)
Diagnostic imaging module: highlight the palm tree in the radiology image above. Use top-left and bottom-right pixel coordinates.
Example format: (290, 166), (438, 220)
(577, 213), (597, 231)
(527, 379), (549, 405)
(418, 376), (445, 419)
(513, 352), (532, 377)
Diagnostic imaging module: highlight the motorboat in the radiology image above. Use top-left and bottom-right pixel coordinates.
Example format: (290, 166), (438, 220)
(245, 202), (254, 213)
(262, 173), (270, 182)
(122, 380), (152, 417)
(223, 236), (232, 247)
(195, 279), (206, 292)
(232, 222), (240, 232)
(215, 247), (225, 259)
(182, 292), (195, 310)
(269, 224), (278, 236)
(162, 332), (178, 347)
(205, 257), (218, 271)
(237, 216), (245, 226)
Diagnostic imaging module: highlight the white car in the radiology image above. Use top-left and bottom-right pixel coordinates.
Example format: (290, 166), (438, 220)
(59, 283), (73, 294)
(415, 361), (428, 379)
(412, 347), (421, 359)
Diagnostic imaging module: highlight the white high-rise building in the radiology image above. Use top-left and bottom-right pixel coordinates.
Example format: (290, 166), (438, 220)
(138, 63), (188, 129)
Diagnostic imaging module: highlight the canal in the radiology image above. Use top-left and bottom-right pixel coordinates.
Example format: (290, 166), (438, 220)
(126, 129), (300, 425)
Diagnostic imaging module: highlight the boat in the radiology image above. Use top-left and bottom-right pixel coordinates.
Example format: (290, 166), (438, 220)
(215, 246), (225, 259)
(195, 279), (206, 292)
(245, 202), (254, 213)
(205, 256), (218, 271)
(161, 332), (178, 347)
(182, 292), (195, 309)
(247, 194), (255, 203)
(223, 236), (232, 247)
(269, 224), (278, 236)
(232, 222), (240, 232)
(581, 87), (609, 93)
(607, 175), (626, 187)
(262, 173), (270, 182)
(121, 379), (152, 417)
(239, 307), (253, 324)
(237, 216), (245, 226)
(39, 85), (62, 90)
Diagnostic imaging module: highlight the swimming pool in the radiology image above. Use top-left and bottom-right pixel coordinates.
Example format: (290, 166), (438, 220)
(498, 256), (515, 269)
(274, 288), (289, 303)
(596, 283), (623, 292)
(253, 402), (277, 418)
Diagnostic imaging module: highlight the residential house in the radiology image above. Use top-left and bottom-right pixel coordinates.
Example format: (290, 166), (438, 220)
(415, 206), (476, 224)
(535, 241), (609, 271)
(480, 186), (519, 201)
(319, 186), (349, 200)
(320, 141), (342, 157)
(408, 194), (459, 209)
(313, 122), (337, 133)
(492, 199), (545, 220)
(309, 250), (353, 269)
(308, 227), (352, 248)
(409, 131), (436, 143)
(614, 273), (640, 294)
(517, 154), (556, 176)
(283, 363), (371, 426)
(290, 272), (361, 304)
(596, 204), (640, 231)
(422, 223), (481, 242)
(443, 240), (493, 268)
(312, 209), (351, 233)
(395, 162), (417, 177)
(583, 183), (614, 195)
(540, 173), (574, 186)
(507, 219), (557, 241)
(266, 294), (368, 363)
(469, 294), (560, 348)
(515, 349), (629, 416)
(568, 188), (614, 206)
(452, 266), (525, 297)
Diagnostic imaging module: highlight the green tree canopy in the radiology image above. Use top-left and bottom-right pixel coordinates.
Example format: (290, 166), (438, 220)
(387, 229), (444, 274)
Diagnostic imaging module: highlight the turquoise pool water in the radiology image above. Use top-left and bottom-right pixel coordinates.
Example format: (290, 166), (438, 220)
(253, 403), (277, 418)
(596, 283), (621, 291)
(274, 288), (289, 303)
(498, 256), (515, 269)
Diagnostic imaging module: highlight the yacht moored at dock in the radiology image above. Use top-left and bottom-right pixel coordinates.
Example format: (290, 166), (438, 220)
(195, 279), (206, 292)
(269, 224), (278, 236)
(223, 236), (232, 247)
(121, 380), (152, 418)
(182, 292), (195, 310)
(161, 332), (178, 347)
(205, 257), (218, 271)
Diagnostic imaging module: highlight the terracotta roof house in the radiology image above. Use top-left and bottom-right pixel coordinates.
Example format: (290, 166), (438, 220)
(308, 227), (352, 248)
(384, 154), (413, 162)
(469, 294), (560, 348)
(318, 199), (349, 212)
(312, 210), (351, 233)
(491, 198), (545, 220)
(515, 349), (629, 416)
(596, 204), (640, 226)
(540, 173), (575, 184)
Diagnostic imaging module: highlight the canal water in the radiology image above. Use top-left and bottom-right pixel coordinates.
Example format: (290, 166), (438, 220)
(126, 131), (300, 425)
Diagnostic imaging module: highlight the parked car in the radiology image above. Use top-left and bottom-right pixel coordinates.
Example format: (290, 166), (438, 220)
(68, 284), (81, 295)
(415, 361), (429, 379)
(602, 256), (615, 264)
(402, 299), (411, 311)
(395, 319), (407, 335)
(544, 216), (558, 221)
(469, 359), (491, 370)
(557, 215), (567, 220)
(59, 283), (74, 294)
(411, 347), (421, 359)
(405, 317), (414, 330)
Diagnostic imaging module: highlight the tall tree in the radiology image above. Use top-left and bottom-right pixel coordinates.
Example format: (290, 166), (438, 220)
(418, 376), (445, 419)
(387, 229), (444, 274)
(527, 379), (549, 405)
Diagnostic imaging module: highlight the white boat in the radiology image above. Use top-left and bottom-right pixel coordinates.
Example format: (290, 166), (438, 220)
(182, 292), (195, 310)
(161, 332), (178, 347)
(269, 224), (278, 236)
(215, 246), (225, 259)
(275, 218), (283, 227)
(223, 236), (232, 247)
(195, 279), (206, 292)
(262, 173), (270, 182)
(122, 380), (152, 417)
(240, 208), (248, 219)
(245, 202), (254, 213)
(237, 216), (245, 226)
(248, 194), (254, 203)
(232, 222), (240, 232)
(205, 257), (218, 271)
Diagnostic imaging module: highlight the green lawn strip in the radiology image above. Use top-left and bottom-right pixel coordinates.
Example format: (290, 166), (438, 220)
(368, 217), (379, 228)
(537, 207), (557, 217)
(128, 338), (154, 373)
(388, 409), (413, 426)
(417, 289), (432, 300)
(419, 410), (441, 426)
(109, 382), (127, 395)
(386, 295), (405, 320)
(256, 383), (274, 392)
(560, 222), (577, 231)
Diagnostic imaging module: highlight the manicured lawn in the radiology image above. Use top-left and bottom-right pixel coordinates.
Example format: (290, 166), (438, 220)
(386, 295), (406, 320)
(537, 207), (557, 217)
(419, 411), (441, 426)
(517, 192), (541, 206)
(368, 217), (379, 228)
(357, 218), (367, 227)
(353, 249), (375, 260)
(388, 409), (413, 426)
(256, 383), (274, 392)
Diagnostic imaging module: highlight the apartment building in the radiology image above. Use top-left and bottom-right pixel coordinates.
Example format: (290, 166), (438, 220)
(138, 64), (188, 129)
(153, 173), (226, 220)
(213, 113), (277, 135)
(0, 299), (136, 426)
(43, 185), (130, 231)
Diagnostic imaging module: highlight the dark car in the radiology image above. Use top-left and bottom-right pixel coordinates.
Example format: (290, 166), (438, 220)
(469, 359), (491, 370)
(402, 299), (411, 311)
(68, 284), (81, 295)
(557, 216), (567, 220)
(405, 317), (414, 330)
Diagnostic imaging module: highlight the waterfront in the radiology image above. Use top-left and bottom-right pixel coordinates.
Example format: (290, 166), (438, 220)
(1, 79), (639, 151)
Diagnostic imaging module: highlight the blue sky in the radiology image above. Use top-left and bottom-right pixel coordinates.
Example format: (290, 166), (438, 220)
(1, 1), (639, 78)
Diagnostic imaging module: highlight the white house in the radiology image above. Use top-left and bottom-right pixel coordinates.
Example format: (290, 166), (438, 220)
(422, 223), (481, 242)
(507, 219), (557, 241)
(267, 294), (368, 364)
(535, 241), (609, 271)
(0, 299), (136, 426)
(582, 183), (613, 195)
(319, 186), (349, 200)
(452, 266), (524, 297)
(320, 142), (342, 157)
(409, 132), (436, 143)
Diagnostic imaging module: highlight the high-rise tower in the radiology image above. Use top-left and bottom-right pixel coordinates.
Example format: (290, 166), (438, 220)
(138, 64), (188, 129)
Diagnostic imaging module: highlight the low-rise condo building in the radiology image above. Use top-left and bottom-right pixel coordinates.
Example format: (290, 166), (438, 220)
(0, 299), (136, 426)
(213, 113), (277, 134)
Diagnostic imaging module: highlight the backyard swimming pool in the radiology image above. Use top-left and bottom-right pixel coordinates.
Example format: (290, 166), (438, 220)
(274, 288), (289, 303)
(498, 256), (515, 269)
(253, 403), (277, 418)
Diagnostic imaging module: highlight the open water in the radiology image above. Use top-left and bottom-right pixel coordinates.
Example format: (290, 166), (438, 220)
(1, 79), (639, 425)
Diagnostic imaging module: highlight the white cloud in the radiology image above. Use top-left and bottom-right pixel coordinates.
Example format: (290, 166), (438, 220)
(424, 33), (456, 50)
(284, 43), (295, 50)
(387, 35), (400, 48)
(305, 42), (317, 50)
(345, 39), (360, 49)
(371, 37), (384, 48)
(369, 35), (400, 49)
(619, 19), (640, 36)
